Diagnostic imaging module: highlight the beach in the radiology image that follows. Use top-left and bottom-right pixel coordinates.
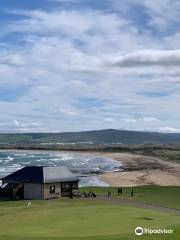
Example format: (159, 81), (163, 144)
(0, 150), (180, 187)
(98, 153), (180, 187)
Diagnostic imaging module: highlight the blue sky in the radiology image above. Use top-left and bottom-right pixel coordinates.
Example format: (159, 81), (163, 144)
(0, 0), (180, 133)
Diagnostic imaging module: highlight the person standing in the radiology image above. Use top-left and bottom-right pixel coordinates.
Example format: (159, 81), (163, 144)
(118, 188), (122, 196)
(131, 188), (134, 197)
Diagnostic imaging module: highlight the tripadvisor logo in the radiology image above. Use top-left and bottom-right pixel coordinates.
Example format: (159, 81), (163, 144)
(135, 227), (143, 236)
(135, 226), (173, 236)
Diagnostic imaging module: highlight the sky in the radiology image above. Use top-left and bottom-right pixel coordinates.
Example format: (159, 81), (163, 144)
(0, 0), (180, 133)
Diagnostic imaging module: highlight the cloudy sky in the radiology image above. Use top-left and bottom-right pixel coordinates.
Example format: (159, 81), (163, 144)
(0, 0), (180, 133)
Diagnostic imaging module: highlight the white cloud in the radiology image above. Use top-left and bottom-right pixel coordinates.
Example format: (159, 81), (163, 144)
(0, 6), (180, 132)
(121, 117), (159, 123)
(13, 120), (42, 128)
(122, 118), (137, 123)
(4, 9), (125, 39)
(104, 118), (116, 122)
(110, 0), (180, 30)
(140, 0), (180, 29)
(108, 50), (180, 67)
(0, 119), (45, 133)
(140, 117), (159, 122)
(158, 127), (180, 133)
(0, 53), (25, 66)
(13, 120), (21, 127)
(54, 108), (78, 116)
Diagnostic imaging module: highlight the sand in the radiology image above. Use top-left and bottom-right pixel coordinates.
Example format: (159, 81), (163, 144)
(98, 153), (180, 187)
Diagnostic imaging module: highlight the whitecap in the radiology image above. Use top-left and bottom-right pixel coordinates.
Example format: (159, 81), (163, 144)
(79, 176), (109, 187)
(0, 150), (122, 186)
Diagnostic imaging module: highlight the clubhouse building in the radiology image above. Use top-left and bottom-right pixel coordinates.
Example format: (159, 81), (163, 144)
(0, 166), (79, 200)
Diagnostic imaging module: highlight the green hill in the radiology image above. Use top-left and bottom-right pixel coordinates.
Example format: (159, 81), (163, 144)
(0, 129), (180, 144)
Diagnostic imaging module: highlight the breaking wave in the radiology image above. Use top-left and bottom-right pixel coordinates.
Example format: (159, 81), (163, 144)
(0, 150), (122, 186)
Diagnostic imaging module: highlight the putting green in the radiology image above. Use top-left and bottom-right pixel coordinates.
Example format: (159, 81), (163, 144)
(0, 198), (179, 240)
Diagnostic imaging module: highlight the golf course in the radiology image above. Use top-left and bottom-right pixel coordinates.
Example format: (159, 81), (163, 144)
(0, 186), (179, 240)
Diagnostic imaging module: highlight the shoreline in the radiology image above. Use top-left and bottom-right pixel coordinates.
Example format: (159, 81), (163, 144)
(0, 149), (180, 187)
(97, 152), (180, 187)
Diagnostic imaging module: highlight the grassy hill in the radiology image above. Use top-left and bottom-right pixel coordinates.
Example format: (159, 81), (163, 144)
(1, 129), (180, 144)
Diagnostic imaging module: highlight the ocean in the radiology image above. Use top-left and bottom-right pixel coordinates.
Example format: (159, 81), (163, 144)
(0, 150), (122, 186)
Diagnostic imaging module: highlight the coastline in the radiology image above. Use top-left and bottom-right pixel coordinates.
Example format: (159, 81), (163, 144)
(0, 149), (180, 187)
(97, 152), (180, 187)
(0, 149), (120, 187)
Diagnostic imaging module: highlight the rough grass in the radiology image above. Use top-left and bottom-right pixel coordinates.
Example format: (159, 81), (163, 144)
(81, 186), (180, 209)
(158, 150), (180, 162)
(0, 196), (180, 240)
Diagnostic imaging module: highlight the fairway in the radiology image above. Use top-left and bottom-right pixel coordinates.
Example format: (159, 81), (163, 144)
(0, 197), (180, 240)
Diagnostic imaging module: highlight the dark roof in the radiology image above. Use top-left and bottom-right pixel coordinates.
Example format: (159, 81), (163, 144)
(1, 166), (78, 184)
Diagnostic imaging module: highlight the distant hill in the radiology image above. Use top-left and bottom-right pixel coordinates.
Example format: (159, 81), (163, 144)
(0, 129), (180, 144)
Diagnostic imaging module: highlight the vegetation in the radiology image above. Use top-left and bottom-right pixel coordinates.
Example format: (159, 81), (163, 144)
(81, 186), (180, 209)
(1, 129), (180, 144)
(0, 194), (180, 240)
(1, 130), (180, 163)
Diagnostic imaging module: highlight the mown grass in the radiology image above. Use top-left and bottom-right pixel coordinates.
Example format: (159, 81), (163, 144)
(0, 197), (180, 240)
(81, 186), (180, 209)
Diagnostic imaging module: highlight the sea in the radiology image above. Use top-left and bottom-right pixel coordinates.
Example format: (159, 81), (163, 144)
(0, 150), (122, 186)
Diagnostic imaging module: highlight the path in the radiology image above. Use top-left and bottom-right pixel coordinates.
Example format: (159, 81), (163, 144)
(96, 196), (180, 216)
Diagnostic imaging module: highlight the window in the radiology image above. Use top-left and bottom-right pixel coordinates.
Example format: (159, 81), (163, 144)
(61, 181), (78, 192)
(61, 182), (70, 192)
(72, 182), (78, 190)
(49, 185), (55, 194)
